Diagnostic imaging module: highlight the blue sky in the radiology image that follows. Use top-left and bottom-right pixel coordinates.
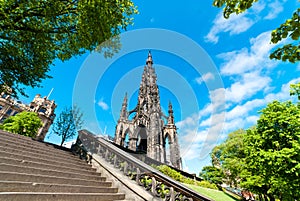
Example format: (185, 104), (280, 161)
(20, 0), (299, 174)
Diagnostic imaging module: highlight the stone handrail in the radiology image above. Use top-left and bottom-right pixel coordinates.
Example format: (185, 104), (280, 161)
(74, 129), (213, 201)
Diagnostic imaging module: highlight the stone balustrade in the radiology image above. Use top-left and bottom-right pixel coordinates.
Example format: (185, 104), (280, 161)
(73, 129), (212, 201)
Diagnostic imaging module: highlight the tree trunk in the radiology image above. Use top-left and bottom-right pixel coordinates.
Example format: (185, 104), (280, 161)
(60, 137), (65, 146)
(268, 194), (275, 201)
(60, 134), (66, 146)
(60, 125), (70, 146)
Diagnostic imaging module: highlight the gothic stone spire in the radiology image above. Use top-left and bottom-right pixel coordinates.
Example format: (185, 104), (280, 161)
(114, 52), (182, 170)
(137, 51), (161, 114)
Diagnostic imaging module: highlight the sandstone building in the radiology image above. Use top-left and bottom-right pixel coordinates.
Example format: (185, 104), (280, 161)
(0, 93), (56, 140)
(114, 52), (182, 169)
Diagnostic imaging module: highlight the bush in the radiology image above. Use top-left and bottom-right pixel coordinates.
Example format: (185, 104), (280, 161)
(156, 165), (184, 182)
(182, 177), (195, 184)
(196, 180), (219, 190)
(155, 165), (218, 190)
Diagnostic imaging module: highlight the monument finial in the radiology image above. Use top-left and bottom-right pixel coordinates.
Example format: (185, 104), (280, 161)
(146, 51), (153, 65)
(119, 93), (128, 120)
(167, 101), (175, 124)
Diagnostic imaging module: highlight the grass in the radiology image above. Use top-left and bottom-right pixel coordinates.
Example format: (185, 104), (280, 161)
(185, 184), (241, 201)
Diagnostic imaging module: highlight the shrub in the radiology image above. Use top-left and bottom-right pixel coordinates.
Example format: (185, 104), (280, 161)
(156, 165), (184, 182)
(196, 180), (219, 190)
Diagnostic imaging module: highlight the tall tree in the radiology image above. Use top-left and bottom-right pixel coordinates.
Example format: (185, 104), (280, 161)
(52, 106), (84, 146)
(0, 111), (42, 137)
(199, 165), (224, 188)
(290, 82), (300, 101)
(212, 0), (299, 63)
(211, 129), (246, 188)
(0, 0), (137, 97)
(243, 101), (300, 201)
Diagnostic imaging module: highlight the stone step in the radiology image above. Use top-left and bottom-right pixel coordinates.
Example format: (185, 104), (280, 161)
(0, 131), (76, 157)
(0, 142), (79, 160)
(0, 171), (111, 187)
(0, 150), (91, 170)
(0, 131), (51, 148)
(0, 192), (125, 201)
(0, 144), (84, 165)
(0, 163), (103, 181)
(0, 137), (74, 158)
(0, 181), (118, 193)
(0, 156), (99, 176)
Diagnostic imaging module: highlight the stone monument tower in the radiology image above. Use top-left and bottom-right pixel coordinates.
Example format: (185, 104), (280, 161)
(114, 52), (182, 169)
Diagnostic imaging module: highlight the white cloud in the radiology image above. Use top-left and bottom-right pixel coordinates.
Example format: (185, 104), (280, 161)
(205, 0), (287, 44)
(219, 31), (277, 75)
(226, 99), (265, 120)
(264, 0), (285, 20)
(265, 77), (300, 102)
(205, 12), (255, 43)
(246, 115), (259, 125)
(177, 113), (200, 129)
(181, 142), (202, 160)
(97, 99), (109, 110)
(251, 1), (266, 14)
(200, 112), (226, 127)
(225, 71), (271, 103)
(209, 88), (226, 112)
(195, 72), (215, 84)
(180, 124), (225, 160)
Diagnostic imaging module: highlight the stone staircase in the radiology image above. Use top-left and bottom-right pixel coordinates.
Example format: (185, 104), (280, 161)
(0, 130), (126, 201)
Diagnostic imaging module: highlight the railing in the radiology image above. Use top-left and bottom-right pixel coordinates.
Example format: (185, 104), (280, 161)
(73, 129), (213, 201)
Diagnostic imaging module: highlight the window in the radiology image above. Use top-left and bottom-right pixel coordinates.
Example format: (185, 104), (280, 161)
(0, 117), (6, 123)
(6, 109), (12, 115)
(38, 107), (46, 113)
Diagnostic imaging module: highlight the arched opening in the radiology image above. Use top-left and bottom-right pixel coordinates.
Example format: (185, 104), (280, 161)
(124, 133), (129, 149)
(164, 133), (171, 165)
(136, 125), (147, 153)
(121, 129), (130, 149)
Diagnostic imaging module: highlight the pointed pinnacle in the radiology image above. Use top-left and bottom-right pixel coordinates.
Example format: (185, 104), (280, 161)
(146, 51), (153, 65)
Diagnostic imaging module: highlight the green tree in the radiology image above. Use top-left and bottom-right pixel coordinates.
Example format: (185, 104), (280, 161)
(290, 82), (300, 101)
(52, 106), (84, 146)
(242, 101), (300, 201)
(0, 0), (137, 97)
(212, 0), (299, 63)
(0, 111), (42, 137)
(199, 165), (224, 188)
(211, 129), (246, 188)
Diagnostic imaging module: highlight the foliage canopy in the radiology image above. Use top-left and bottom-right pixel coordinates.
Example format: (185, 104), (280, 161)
(0, 111), (42, 137)
(0, 0), (137, 97)
(242, 100), (300, 201)
(210, 129), (246, 188)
